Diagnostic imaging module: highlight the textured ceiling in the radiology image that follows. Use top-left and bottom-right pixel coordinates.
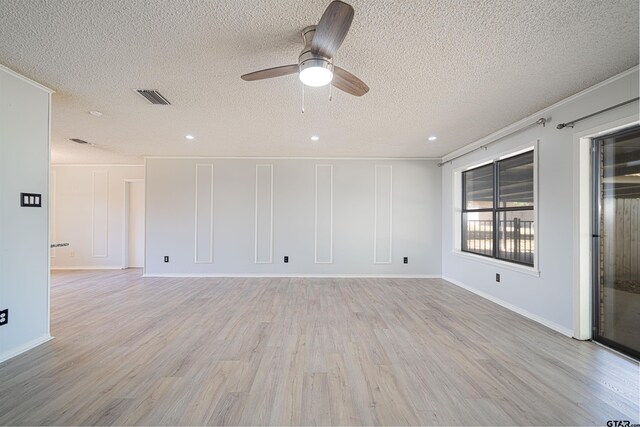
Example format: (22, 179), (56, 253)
(0, 0), (638, 164)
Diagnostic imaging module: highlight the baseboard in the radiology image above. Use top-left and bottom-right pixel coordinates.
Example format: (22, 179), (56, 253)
(143, 273), (443, 279)
(0, 334), (54, 365)
(51, 266), (123, 270)
(442, 276), (573, 337)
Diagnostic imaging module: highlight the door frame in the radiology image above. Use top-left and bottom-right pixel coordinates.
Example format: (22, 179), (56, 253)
(122, 179), (145, 269)
(572, 115), (639, 340)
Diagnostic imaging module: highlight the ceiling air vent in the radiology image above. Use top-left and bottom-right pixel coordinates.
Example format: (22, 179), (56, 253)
(70, 138), (91, 145)
(135, 89), (171, 105)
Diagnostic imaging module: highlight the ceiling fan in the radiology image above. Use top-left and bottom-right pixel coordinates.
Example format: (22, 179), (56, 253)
(241, 0), (369, 97)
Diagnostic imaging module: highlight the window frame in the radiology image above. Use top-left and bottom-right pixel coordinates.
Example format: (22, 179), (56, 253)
(461, 163), (495, 259)
(494, 150), (535, 266)
(454, 143), (539, 273)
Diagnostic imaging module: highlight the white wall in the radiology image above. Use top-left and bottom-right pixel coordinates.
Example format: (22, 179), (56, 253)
(0, 65), (52, 362)
(50, 165), (144, 269)
(441, 68), (639, 336)
(145, 158), (441, 276)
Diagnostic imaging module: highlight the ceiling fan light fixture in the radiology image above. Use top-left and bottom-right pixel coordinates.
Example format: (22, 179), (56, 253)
(299, 58), (333, 87)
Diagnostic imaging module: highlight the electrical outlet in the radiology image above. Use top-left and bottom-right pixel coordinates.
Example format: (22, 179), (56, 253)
(0, 309), (8, 326)
(284, 256), (289, 263)
(403, 257), (408, 264)
(164, 256), (169, 263)
(496, 273), (501, 283)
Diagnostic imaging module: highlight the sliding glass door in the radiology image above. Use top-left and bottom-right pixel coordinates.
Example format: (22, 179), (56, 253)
(593, 125), (640, 359)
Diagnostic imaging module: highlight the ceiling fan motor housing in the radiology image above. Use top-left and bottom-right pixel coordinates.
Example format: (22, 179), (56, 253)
(299, 51), (332, 72)
(301, 25), (317, 49)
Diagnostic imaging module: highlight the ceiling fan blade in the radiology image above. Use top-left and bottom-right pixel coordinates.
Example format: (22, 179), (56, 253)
(241, 64), (299, 81)
(332, 66), (369, 96)
(311, 1), (354, 58)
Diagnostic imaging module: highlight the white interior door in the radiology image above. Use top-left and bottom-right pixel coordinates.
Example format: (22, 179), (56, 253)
(128, 181), (145, 268)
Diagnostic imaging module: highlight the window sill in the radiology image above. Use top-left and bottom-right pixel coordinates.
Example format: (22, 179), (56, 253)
(452, 250), (540, 277)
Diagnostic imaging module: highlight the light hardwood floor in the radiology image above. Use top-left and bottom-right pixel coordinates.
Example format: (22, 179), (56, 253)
(0, 269), (638, 425)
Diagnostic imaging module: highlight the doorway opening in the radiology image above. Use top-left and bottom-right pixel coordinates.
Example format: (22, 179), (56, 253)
(592, 125), (640, 359)
(123, 180), (145, 269)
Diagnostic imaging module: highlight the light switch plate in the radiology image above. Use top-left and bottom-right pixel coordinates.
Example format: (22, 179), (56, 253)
(20, 192), (42, 207)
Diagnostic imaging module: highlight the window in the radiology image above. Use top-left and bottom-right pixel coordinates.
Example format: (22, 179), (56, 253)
(462, 150), (535, 266)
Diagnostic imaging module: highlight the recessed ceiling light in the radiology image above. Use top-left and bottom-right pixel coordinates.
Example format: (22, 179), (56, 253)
(428, 136), (437, 141)
(89, 110), (103, 117)
(185, 135), (195, 140)
(310, 136), (319, 141)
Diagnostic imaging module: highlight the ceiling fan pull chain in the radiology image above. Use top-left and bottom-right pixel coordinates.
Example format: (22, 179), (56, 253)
(301, 82), (305, 114)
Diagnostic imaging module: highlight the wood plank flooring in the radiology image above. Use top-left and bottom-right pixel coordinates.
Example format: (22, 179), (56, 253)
(0, 269), (638, 425)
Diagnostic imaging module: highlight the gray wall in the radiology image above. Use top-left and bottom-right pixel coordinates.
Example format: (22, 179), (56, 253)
(441, 69), (639, 335)
(145, 158), (441, 276)
(0, 66), (51, 362)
